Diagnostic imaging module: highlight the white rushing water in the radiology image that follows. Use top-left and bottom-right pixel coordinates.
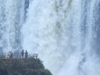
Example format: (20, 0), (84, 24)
(0, 0), (25, 54)
(1, 0), (100, 75)
(22, 0), (100, 75)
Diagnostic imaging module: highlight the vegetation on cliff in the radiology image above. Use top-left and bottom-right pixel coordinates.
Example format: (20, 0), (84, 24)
(0, 58), (52, 75)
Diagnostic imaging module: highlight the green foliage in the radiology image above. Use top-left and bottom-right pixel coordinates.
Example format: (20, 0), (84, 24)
(0, 58), (52, 75)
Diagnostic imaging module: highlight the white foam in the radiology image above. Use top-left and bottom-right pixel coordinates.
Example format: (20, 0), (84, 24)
(21, 0), (100, 75)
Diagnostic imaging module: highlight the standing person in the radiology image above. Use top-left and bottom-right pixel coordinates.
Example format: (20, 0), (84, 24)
(25, 50), (28, 58)
(8, 51), (11, 59)
(8, 51), (11, 58)
(8, 51), (12, 59)
(11, 51), (13, 59)
(21, 50), (24, 58)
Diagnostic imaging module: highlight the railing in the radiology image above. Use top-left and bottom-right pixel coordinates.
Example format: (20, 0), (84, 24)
(33, 54), (38, 59)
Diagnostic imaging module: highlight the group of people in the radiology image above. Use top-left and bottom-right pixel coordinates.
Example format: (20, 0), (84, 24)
(7, 50), (28, 59)
(21, 50), (28, 58)
(8, 51), (13, 58)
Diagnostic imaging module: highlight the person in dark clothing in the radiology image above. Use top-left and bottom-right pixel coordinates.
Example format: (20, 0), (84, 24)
(25, 50), (28, 58)
(21, 50), (24, 58)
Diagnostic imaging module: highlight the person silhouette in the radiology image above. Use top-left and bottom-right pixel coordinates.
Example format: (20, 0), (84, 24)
(25, 50), (28, 58)
(21, 50), (24, 58)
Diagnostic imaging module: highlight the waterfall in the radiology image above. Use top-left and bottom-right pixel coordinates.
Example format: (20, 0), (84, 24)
(22, 0), (100, 75)
(0, 0), (26, 54)
(0, 0), (100, 75)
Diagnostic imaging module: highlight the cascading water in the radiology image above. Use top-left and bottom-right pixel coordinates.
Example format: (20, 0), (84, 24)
(1, 0), (100, 75)
(22, 0), (100, 75)
(0, 0), (26, 54)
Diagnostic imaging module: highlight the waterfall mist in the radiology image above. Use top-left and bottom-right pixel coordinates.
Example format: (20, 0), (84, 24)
(22, 0), (100, 75)
(0, 0), (100, 75)
(0, 0), (26, 54)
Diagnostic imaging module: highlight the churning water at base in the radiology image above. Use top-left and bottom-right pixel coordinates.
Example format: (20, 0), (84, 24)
(1, 0), (100, 75)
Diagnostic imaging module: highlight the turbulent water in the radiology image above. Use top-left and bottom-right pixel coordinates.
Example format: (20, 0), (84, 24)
(0, 0), (25, 54)
(1, 0), (100, 75)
